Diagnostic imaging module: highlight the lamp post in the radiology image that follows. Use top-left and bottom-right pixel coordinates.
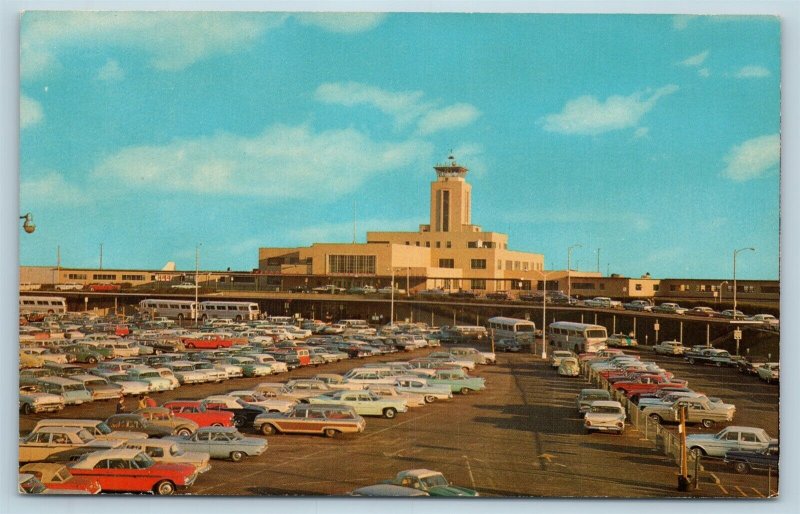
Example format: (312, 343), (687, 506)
(733, 247), (754, 317)
(567, 244), (582, 301)
(538, 270), (555, 359)
(19, 213), (36, 234)
(195, 243), (202, 326)
(389, 267), (395, 328)
(718, 280), (728, 305)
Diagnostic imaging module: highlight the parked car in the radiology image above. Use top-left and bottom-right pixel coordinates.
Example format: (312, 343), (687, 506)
(653, 303), (688, 315)
(33, 418), (147, 442)
(748, 314), (779, 330)
(584, 401), (625, 434)
(550, 350), (575, 368)
(686, 306), (720, 318)
(163, 361), (209, 384)
(105, 414), (176, 438)
(164, 427), (267, 462)
(134, 407), (200, 436)
(605, 334), (638, 347)
(720, 309), (746, 320)
(68, 448), (198, 495)
(162, 401), (235, 428)
(307, 390), (408, 418)
(653, 340), (684, 355)
(584, 297), (622, 309)
(366, 384), (426, 407)
(643, 397), (735, 428)
(756, 363), (779, 383)
(686, 426), (777, 457)
(495, 338), (521, 352)
(392, 377), (453, 403)
(122, 438), (211, 473)
(36, 377), (93, 406)
(426, 369), (486, 395)
(558, 357), (581, 377)
(226, 390), (297, 413)
(19, 385), (65, 415)
(19, 426), (122, 463)
(19, 463), (101, 494)
(70, 374), (124, 401)
(201, 396), (267, 429)
(449, 346), (496, 365)
(623, 300), (653, 312)
(684, 348), (737, 367)
(724, 443), (779, 474)
(254, 403), (366, 437)
(576, 389), (612, 416)
(384, 469), (479, 496)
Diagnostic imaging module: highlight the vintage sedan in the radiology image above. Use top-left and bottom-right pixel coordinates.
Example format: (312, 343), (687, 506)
(36, 377), (93, 406)
(19, 426), (123, 463)
(123, 438), (211, 473)
(19, 463), (102, 494)
(426, 369), (486, 395)
(724, 443), (779, 474)
(254, 403), (366, 437)
(19, 385), (64, 415)
(201, 396), (267, 429)
(720, 309), (746, 320)
(576, 389), (612, 416)
(584, 401), (626, 434)
(226, 390), (296, 413)
(125, 367), (176, 392)
(558, 357), (581, 377)
(307, 390), (408, 418)
(392, 377), (453, 403)
(605, 334), (638, 347)
(425, 352), (476, 371)
(163, 361), (210, 384)
(384, 469), (479, 497)
(68, 448), (198, 495)
(686, 426), (777, 457)
(550, 350), (575, 368)
(162, 401), (235, 427)
(366, 384), (426, 407)
(756, 363), (780, 384)
(70, 374), (124, 401)
(163, 427), (267, 462)
(105, 414), (175, 438)
(495, 338), (521, 352)
(686, 306), (720, 318)
(33, 419), (147, 442)
(134, 407), (200, 436)
(95, 372), (151, 396)
(449, 347), (496, 365)
(220, 356), (273, 377)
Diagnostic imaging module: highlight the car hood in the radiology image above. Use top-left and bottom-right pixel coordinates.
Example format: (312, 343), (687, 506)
(429, 485), (479, 496)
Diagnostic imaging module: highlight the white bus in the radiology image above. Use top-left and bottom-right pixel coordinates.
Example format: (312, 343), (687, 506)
(139, 299), (197, 321)
(547, 322), (608, 353)
(19, 296), (68, 315)
(200, 301), (260, 322)
(448, 325), (488, 340)
(487, 317), (536, 344)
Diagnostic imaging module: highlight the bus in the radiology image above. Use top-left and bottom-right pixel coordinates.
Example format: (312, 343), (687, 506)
(199, 301), (260, 322)
(486, 317), (536, 344)
(447, 325), (488, 340)
(139, 299), (197, 321)
(547, 322), (608, 354)
(19, 296), (68, 315)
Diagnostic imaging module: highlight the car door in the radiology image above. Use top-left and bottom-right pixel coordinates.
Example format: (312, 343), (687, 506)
(739, 431), (764, 452)
(20, 431), (51, 462)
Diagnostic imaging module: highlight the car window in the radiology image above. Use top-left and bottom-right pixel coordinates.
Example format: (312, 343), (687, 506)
(724, 432), (739, 441)
(742, 432), (758, 443)
(147, 447), (165, 458)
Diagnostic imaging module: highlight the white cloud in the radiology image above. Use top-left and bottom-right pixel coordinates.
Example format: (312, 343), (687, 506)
(315, 82), (481, 134)
(20, 172), (88, 205)
(633, 127), (649, 139)
(735, 65), (771, 78)
(21, 12), (287, 78)
(678, 50), (709, 67)
(722, 134), (780, 181)
(20, 94), (43, 129)
(698, 68), (711, 78)
(295, 13), (387, 33)
(97, 59), (124, 81)
(540, 85), (679, 136)
(92, 124), (433, 199)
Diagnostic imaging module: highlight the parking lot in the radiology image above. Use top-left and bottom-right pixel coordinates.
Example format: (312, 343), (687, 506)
(20, 345), (779, 497)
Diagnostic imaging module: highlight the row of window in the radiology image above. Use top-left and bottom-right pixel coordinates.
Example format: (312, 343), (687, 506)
(328, 255), (377, 275)
(403, 240), (511, 250)
(669, 284), (773, 293)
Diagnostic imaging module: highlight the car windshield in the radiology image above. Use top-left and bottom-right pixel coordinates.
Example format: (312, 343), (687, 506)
(21, 476), (47, 494)
(169, 445), (184, 456)
(420, 474), (449, 488)
(77, 429), (95, 443)
(583, 394), (609, 401)
(591, 406), (622, 414)
(97, 422), (113, 435)
(139, 372), (159, 379)
(64, 384), (86, 392)
(586, 330), (606, 338)
(132, 452), (154, 469)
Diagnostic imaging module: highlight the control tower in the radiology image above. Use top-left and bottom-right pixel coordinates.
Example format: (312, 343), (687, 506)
(430, 155), (472, 233)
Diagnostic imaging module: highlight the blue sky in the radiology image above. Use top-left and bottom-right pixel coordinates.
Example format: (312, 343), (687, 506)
(19, 12), (780, 279)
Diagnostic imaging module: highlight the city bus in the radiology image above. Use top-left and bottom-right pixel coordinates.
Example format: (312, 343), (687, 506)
(139, 299), (198, 322)
(19, 296), (68, 315)
(547, 322), (608, 354)
(199, 301), (260, 322)
(486, 317), (536, 344)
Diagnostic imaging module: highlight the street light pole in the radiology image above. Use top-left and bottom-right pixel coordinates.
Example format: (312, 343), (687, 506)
(733, 247), (755, 317)
(538, 269), (554, 359)
(390, 267), (395, 327)
(567, 244), (582, 301)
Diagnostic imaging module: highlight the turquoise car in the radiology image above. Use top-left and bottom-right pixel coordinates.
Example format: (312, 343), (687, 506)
(307, 390), (408, 419)
(426, 369), (485, 395)
(385, 469), (479, 496)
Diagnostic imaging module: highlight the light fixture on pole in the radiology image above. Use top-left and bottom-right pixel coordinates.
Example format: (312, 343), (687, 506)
(733, 247), (755, 318)
(567, 244), (582, 301)
(20, 213), (36, 234)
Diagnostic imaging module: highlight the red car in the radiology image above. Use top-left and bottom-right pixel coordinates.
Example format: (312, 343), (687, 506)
(180, 335), (235, 349)
(68, 448), (197, 495)
(613, 375), (688, 397)
(20, 463), (102, 494)
(162, 400), (235, 427)
(88, 284), (121, 292)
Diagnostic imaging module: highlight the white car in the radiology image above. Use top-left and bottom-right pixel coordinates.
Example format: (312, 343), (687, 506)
(550, 350), (574, 368)
(584, 401), (626, 434)
(226, 390), (296, 413)
(392, 377), (453, 403)
(654, 341), (684, 355)
(749, 314), (779, 329)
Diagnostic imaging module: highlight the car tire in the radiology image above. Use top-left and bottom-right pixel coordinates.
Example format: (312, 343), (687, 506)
(21, 403), (33, 415)
(230, 451), (244, 462)
(324, 428), (338, 438)
(261, 423), (276, 436)
(383, 407), (397, 419)
(690, 446), (706, 456)
(233, 416), (247, 429)
(734, 461), (750, 474)
(688, 358), (695, 365)
(424, 395), (436, 404)
(176, 427), (192, 436)
(648, 413), (662, 423)
(460, 387), (470, 395)
(154, 480), (176, 495)
(701, 419), (715, 429)
(211, 422), (224, 427)
(87, 356), (98, 364)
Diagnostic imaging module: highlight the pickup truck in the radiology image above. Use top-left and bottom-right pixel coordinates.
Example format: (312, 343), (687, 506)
(642, 397), (735, 428)
(684, 348), (737, 367)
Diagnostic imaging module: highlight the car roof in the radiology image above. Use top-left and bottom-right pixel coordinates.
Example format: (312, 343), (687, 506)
(30, 425), (86, 434)
(399, 469), (441, 478)
(196, 426), (238, 433)
(589, 400), (623, 408)
(580, 389), (610, 395)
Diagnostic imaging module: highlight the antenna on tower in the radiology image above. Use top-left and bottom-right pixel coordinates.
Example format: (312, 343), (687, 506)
(448, 149), (455, 163)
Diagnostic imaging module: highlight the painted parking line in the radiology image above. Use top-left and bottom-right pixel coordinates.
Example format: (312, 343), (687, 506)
(734, 485), (748, 497)
(750, 487), (766, 498)
(715, 482), (729, 495)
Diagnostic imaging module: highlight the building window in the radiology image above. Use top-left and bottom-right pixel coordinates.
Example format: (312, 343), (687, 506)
(67, 273), (87, 280)
(572, 282), (595, 290)
(761, 285), (779, 294)
(435, 241), (441, 248)
(121, 274), (144, 281)
(653, 284), (660, 291)
(425, 242), (430, 248)
(513, 261), (520, 270)
(497, 260), (502, 270)
(92, 274), (116, 280)
(415, 242), (420, 247)
(439, 259), (455, 269)
(470, 259), (487, 269)
(635, 284), (642, 291)
(446, 241), (452, 248)
(405, 241), (410, 245)
(522, 262), (529, 271)
(471, 279), (486, 290)
(670, 285), (678, 291)
(328, 255), (376, 274)
(442, 190), (450, 232)
(511, 280), (531, 290)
